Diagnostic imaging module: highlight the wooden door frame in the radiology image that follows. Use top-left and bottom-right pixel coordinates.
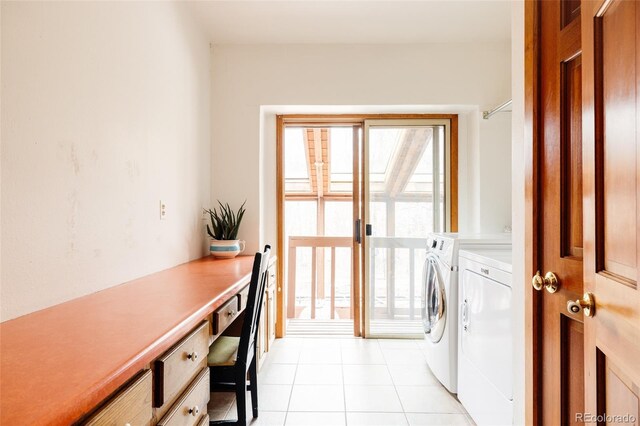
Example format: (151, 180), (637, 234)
(524, 1), (542, 424)
(276, 114), (458, 338)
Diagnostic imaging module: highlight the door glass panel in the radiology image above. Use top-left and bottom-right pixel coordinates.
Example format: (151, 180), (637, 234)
(364, 120), (449, 337)
(284, 128), (311, 192)
(283, 124), (358, 332)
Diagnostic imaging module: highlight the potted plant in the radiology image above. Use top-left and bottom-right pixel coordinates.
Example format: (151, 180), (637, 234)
(205, 201), (246, 258)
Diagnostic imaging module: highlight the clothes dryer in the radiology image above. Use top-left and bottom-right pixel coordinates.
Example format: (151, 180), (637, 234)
(458, 248), (513, 425)
(422, 233), (511, 393)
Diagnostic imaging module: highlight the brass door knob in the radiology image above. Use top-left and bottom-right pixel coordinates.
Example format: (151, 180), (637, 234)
(532, 271), (559, 293)
(567, 292), (595, 317)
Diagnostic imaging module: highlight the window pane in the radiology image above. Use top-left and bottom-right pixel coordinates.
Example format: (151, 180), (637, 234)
(369, 201), (387, 237)
(325, 201), (353, 236)
(285, 201), (317, 236)
(404, 127), (434, 193)
(369, 128), (400, 175)
(395, 202), (432, 237)
(329, 128), (354, 192)
(285, 127), (311, 192)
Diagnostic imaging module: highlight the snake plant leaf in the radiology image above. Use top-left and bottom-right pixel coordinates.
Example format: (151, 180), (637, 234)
(205, 200), (247, 241)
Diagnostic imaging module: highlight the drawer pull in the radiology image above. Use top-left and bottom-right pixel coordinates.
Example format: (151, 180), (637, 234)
(187, 352), (199, 362)
(189, 406), (200, 417)
(226, 310), (236, 317)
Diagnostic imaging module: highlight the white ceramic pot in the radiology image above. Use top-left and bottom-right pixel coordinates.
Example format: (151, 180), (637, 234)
(209, 239), (245, 258)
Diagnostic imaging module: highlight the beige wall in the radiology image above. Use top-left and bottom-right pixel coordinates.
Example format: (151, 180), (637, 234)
(1, 1), (211, 321)
(511, 1), (526, 424)
(209, 43), (512, 253)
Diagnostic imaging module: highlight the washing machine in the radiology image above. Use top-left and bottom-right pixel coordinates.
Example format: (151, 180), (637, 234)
(422, 233), (511, 394)
(458, 248), (513, 425)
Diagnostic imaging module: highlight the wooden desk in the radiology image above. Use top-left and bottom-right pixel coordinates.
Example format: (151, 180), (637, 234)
(0, 255), (256, 426)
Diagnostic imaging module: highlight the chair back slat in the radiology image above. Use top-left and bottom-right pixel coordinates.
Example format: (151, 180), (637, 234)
(237, 245), (271, 368)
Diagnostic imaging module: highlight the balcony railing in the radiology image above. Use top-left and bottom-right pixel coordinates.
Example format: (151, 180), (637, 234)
(285, 235), (428, 323)
(287, 236), (353, 320)
(368, 236), (428, 321)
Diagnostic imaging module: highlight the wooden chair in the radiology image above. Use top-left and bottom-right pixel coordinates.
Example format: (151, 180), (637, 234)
(208, 245), (271, 426)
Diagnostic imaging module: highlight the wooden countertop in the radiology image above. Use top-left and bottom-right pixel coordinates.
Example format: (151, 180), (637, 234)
(0, 255), (255, 425)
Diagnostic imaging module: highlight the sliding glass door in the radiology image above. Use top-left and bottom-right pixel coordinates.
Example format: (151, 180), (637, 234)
(363, 119), (451, 337)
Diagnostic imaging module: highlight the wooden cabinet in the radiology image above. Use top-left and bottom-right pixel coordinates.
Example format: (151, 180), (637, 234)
(266, 284), (276, 351)
(1, 255), (261, 426)
(73, 257), (279, 424)
(257, 261), (278, 369)
(256, 290), (268, 368)
(157, 368), (209, 426)
(83, 370), (153, 426)
(154, 322), (209, 410)
(195, 414), (209, 426)
(237, 284), (250, 311)
(212, 297), (239, 335)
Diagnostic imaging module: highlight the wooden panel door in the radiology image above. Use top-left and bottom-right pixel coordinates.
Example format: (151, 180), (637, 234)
(582, 0), (640, 424)
(529, 1), (586, 424)
(529, 0), (640, 424)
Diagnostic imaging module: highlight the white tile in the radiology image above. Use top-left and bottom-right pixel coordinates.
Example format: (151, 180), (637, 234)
(405, 413), (470, 426)
(267, 346), (302, 364)
(396, 385), (464, 413)
(300, 338), (343, 349)
(344, 385), (403, 412)
(346, 412), (408, 426)
(273, 338), (307, 349)
(288, 384), (345, 412)
(341, 347), (385, 364)
(285, 412), (346, 426)
(340, 338), (380, 349)
(225, 400), (288, 425)
(295, 364), (343, 384)
(260, 363), (298, 385)
(387, 363), (438, 386)
(298, 347), (342, 364)
(342, 364), (393, 385)
(378, 339), (420, 349)
(255, 385), (292, 411)
(381, 348), (428, 365)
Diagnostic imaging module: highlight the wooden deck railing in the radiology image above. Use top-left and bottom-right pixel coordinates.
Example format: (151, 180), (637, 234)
(286, 236), (428, 321)
(368, 237), (428, 320)
(287, 236), (353, 319)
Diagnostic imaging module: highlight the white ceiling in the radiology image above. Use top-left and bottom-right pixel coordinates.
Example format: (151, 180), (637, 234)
(187, 1), (512, 45)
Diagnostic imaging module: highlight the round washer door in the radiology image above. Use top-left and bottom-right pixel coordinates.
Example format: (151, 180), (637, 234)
(421, 254), (447, 343)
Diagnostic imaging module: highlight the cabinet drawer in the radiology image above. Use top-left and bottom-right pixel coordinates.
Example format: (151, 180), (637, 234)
(196, 414), (210, 426)
(157, 368), (210, 426)
(154, 322), (208, 407)
(237, 284), (250, 311)
(212, 297), (239, 335)
(84, 370), (152, 426)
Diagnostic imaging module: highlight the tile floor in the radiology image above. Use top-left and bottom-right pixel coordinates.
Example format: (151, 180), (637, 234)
(208, 337), (475, 426)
